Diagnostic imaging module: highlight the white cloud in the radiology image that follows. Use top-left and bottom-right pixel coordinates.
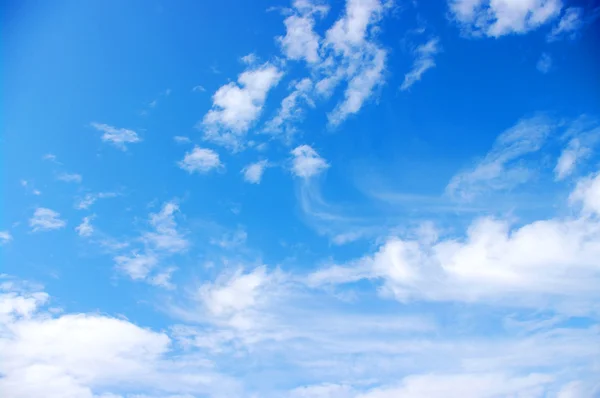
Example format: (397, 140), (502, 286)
(0, 231), (12, 245)
(143, 202), (189, 253)
(42, 153), (58, 162)
(570, 171), (600, 215)
(264, 78), (314, 139)
(241, 53), (258, 65)
(195, 266), (274, 330)
(310, 170), (600, 313)
(75, 192), (117, 210)
(400, 37), (440, 91)
(446, 115), (553, 200)
(115, 201), (188, 284)
(548, 7), (583, 41)
(321, 0), (388, 126)
(536, 52), (552, 73)
(75, 216), (94, 237)
(91, 122), (141, 150)
(291, 145), (329, 178)
(354, 373), (553, 398)
(114, 252), (159, 280)
(327, 47), (386, 125)
(192, 85), (206, 92)
(29, 208), (66, 232)
(56, 172), (82, 183)
(210, 227), (248, 249)
(278, 0), (328, 64)
(147, 267), (177, 290)
(0, 284), (236, 398)
(178, 146), (223, 174)
(555, 138), (590, 180)
(242, 160), (269, 184)
(173, 136), (192, 144)
(201, 63), (283, 150)
(449, 0), (563, 37)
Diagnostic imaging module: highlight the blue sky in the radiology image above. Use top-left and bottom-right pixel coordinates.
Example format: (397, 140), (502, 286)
(2, 0), (600, 397)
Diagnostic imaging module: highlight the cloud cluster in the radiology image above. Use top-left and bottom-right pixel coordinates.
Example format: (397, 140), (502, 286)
(449, 0), (563, 37)
(91, 122), (141, 150)
(29, 208), (66, 232)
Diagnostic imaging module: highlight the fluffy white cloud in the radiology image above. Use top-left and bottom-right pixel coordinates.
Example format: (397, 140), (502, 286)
(242, 160), (269, 184)
(278, 0), (328, 64)
(91, 122), (141, 150)
(56, 172), (82, 183)
(446, 115), (553, 200)
(75, 215), (94, 237)
(536, 52), (552, 74)
(264, 78), (314, 139)
(400, 38), (440, 91)
(178, 146), (223, 174)
(291, 145), (329, 178)
(0, 231), (12, 245)
(449, 0), (563, 37)
(310, 170), (600, 313)
(202, 63), (283, 150)
(547, 7), (583, 41)
(0, 284), (237, 398)
(29, 208), (66, 232)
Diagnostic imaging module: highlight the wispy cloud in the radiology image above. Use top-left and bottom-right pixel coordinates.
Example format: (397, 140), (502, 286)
(75, 192), (118, 210)
(29, 208), (66, 232)
(91, 122), (141, 150)
(75, 215), (95, 237)
(547, 7), (584, 41)
(400, 37), (440, 91)
(446, 115), (554, 200)
(536, 53), (552, 74)
(0, 231), (13, 244)
(56, 172), (82, 183)
(242, 160), (269, 184)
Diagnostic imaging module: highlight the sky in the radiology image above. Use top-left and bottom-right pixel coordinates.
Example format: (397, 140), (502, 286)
(1, 0), (600, 397)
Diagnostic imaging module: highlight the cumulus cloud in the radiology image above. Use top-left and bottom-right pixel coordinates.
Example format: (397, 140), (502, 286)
(400, 37), (440, 91)
(536, 53), (552, 74)
(547, 7), (584, 41)
(242, 160), (269, 184)
(201, 63), (283, 150)
(0, 283), (237, 398)
(178, 146), (223, 174)
(143, 202), (189, 253)
(449, 0), (563, 37)
(309, 170), (600, 313)
(446, 115), (554, 200)
(91, 122), (141, 150)
(278, 0), (328, 64)
(75, 215), (94, 237)
(291, 145), (329, 178)
(29, 208), (66, 232)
